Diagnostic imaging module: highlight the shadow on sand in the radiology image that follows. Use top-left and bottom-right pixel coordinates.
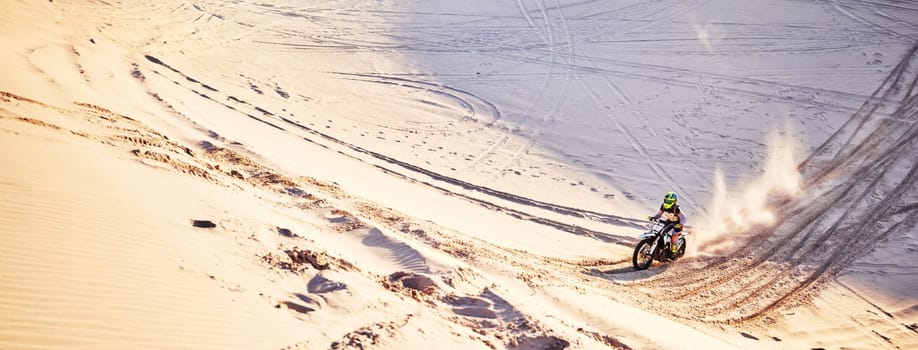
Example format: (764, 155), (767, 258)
(584, 262), (673, 283)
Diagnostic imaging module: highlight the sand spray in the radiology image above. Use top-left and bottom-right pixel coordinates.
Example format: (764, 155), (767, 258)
(692, 127), (802, 254)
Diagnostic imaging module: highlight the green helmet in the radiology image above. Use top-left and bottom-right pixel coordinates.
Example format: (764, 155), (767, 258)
(663, 191), (678, 209)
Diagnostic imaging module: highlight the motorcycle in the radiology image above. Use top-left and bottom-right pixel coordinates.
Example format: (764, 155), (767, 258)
(632, 218), (686, 270)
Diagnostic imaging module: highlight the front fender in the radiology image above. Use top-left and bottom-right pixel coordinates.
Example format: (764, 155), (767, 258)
(638, 232), (656, 240)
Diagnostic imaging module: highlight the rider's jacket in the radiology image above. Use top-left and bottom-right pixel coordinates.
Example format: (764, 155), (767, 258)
(659, 203), (682, 223)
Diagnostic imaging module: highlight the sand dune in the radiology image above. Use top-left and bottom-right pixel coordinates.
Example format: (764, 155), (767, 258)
(2, 0), (917, 349)
(0, 97), (308, 349)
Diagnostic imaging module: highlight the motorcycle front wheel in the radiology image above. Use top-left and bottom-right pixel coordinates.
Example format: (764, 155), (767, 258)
(632, 238), (655, 270)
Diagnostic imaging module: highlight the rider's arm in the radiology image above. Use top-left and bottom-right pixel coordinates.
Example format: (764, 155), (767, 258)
(678, 212), (686, 225)
(652, 209), (663, 220)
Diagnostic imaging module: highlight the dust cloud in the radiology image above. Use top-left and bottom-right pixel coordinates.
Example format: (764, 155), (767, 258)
(693, 128), (802, 254)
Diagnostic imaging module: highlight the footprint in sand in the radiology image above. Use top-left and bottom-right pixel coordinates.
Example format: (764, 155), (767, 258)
(445, 295), (497, 319)
(307, 275), (347, 294)
(323, 209), (349, 223)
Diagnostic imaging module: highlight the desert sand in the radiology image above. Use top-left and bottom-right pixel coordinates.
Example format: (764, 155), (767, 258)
(1, 0), (916, 349)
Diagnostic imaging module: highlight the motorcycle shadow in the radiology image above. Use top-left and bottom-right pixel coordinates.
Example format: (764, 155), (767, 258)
(584, 262), (671, 283)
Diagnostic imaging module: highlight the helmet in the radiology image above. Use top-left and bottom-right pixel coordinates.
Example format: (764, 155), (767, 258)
(662, 191), (678, 209)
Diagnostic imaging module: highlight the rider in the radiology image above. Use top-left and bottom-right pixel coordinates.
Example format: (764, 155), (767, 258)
(649, 191), (686, 256)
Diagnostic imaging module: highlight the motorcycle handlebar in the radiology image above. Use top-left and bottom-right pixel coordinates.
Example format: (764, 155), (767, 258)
(646, 218), (692, 233)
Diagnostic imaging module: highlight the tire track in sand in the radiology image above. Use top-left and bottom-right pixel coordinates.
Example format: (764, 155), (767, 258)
(482, 0), (574, 185)
(138, 54), (644, 246)
(622, 42), (918, 324)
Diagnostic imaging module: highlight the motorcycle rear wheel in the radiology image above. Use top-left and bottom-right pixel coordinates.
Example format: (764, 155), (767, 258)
(675, 237), (686, 258)
(632, 238), (654, 270)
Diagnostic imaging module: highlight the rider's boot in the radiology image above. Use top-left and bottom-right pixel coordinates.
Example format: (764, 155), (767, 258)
(662, 242), (674, 260)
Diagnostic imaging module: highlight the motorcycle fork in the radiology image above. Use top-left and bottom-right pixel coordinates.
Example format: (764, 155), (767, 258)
(647, 239), (659, 260)
(650, 237), (664, 260)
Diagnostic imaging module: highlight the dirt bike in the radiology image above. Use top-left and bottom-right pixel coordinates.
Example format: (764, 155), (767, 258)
(632, 218), (686, 270)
